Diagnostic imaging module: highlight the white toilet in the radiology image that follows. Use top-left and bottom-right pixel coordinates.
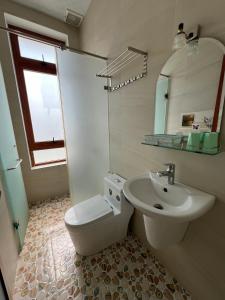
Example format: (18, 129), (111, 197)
(64, 174), (134, 256)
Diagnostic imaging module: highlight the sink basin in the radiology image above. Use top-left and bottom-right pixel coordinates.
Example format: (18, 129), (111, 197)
(123, 172), (215, 248)
(123, 172), (215, 222)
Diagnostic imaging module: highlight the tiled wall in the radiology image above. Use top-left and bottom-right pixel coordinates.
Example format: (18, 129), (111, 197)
(80, 0), (225, 299)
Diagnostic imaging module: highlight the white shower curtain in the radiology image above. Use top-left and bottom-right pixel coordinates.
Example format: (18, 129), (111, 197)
(57, 49), (109, 203)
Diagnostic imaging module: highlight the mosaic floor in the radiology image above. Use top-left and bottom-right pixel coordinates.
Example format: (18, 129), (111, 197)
(14, 197), (191, 300)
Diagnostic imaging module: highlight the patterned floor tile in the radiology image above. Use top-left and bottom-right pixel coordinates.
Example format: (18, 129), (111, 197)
(13, 197), (191, 300)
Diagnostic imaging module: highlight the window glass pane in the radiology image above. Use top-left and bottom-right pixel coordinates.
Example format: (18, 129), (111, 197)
(18, 37), (56, 63)
(24, 70), (65, 142)
(33, 147), (66, 165)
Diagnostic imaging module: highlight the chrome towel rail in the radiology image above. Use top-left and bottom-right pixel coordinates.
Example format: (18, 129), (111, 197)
(96, 46), (148, 92)
(7, 159), (23, 171)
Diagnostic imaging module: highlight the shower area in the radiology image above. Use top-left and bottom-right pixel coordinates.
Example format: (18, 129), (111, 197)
(0, 23), (149, 213)
(56, 49), (110, 202)
(0, 23), (110, 254)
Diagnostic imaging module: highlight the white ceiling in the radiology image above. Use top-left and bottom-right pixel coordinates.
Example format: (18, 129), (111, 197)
(11, 0), (92, 22)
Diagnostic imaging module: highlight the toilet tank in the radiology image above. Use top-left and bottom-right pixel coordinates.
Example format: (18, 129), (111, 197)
(104, 173), (126, 213)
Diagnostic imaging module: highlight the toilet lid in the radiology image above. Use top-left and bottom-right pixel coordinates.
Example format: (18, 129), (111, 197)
(64, 194), (113, 226)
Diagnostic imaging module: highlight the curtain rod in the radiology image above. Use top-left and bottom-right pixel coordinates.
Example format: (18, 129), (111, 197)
(0, 25), (108, 61)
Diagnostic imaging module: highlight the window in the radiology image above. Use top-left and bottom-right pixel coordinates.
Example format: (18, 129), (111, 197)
(9, 25), (66, 167)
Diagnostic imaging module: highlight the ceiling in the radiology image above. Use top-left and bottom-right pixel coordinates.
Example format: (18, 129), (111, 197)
(11, 0), (92, 22)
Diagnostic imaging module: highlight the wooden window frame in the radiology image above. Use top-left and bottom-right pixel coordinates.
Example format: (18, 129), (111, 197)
(9, 25), (66, 167)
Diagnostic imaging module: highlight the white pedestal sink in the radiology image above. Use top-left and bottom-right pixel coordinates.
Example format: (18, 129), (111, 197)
(123, 172), (215, 248)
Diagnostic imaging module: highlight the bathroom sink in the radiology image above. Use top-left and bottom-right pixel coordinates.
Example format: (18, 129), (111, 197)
(123, 172), (215, 248)
(123, 172), (215, 222)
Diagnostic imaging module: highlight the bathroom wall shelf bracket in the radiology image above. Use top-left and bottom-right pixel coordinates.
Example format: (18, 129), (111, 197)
(142, 134), (221, 155)
(141, 141), (221, 155)
(96, 46), (148, 92)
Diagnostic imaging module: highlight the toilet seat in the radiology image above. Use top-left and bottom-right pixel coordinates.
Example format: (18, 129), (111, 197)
(64, 174), (134, 255)
(64, 194), (113, 227)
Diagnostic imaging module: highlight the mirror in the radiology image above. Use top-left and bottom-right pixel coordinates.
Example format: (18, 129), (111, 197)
(154, 38), (225, 136)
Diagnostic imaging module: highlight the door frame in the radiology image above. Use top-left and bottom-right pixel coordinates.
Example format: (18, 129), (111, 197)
(0, 270), (9, 300)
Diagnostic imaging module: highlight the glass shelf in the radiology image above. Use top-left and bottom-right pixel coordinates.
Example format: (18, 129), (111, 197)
(141, 142), (221, 155)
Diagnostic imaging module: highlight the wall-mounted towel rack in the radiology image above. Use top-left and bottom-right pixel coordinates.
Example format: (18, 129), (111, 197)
(96, 46), (148, 92)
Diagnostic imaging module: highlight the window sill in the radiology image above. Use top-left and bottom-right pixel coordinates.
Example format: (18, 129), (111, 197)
(31, 161), (67, 170)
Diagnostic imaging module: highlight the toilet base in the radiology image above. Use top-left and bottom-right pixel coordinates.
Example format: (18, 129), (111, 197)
(66, 212), (131, 256)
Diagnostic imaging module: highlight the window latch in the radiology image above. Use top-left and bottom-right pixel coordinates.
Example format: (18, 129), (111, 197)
(42, 54), (47, 66)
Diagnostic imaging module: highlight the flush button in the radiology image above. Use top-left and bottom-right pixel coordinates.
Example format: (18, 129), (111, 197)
(116, 195), (120, 202)
(109, 189), (112, 195)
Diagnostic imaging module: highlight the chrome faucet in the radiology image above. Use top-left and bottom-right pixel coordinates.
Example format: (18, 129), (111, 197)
(157, 163), (175, 185)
